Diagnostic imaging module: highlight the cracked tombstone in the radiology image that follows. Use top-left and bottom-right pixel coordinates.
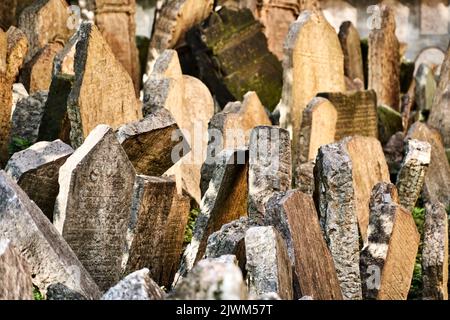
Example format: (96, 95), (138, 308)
(415, 63), (436, 113)
(277, 10), (345, 166)
(53, 125), (136, 291)
(338, 21), (364, 84)
(313, 142), (361, 300)
(0, 171), (100, 298)
(245, 226), (293, 300)
(368, 4), (400, 111)
(5, 139), (73, 221)
(396, 139), (431, 212)
(67, 22), (141, 148)
(0, 239), (33, 300)
(360, 182), (420, 300)
(264, 190), (343, 300)
(422, 201), (449, 300)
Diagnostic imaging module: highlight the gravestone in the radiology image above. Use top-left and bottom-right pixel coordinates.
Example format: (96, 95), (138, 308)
(0, 0), (34, 29)
(383, 131), (405, 178)
(415, 63), (436, 112)
(0, 171), (100, 298)
(368, 4), (400, 110)
(294, 161), (315, 195)
(245, 226), (293, 300)
(53, 125), (136, 291)
(360, 182), (419, 300)
(0, 239), (33, 300)
(377, 104), (403, 145)
(338, 21), (364, 84)
(5, 140), (73, 221)
(67, 22), (141, 148)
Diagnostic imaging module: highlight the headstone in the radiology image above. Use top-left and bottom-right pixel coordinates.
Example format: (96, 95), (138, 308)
(277, 10), (345, 165)
(293, 161), (315, 195)
(12, 83), (29, 115)
(407, 122), (450, 207)
(415, 63), (436, 112)
(422, 201), (449, 300)
(338, 21), (364, 84)
(360, 182), (420, 300)
(0, 170), (100, 298)
(396, 139), (431, 212)
(0, 239), (33, 300)
(46, 283), (88, 300)
(102, 268), (165, 300)
(377, 104), (403, 145)
(53, 125), (136, 291)
(245, 226), (293, 300)
(383, 131), (405, 178)
(171, 255), (248, 300)
(67, 22), (141, 148)
(10, 91), (48, 146)
(0, 0), (34, 29)
(116, 107), (183, 176)
(368, 4), (400, 110)
(265, 190), (343, 300)
(5, 140), (73, 221)
(313, 142), (361, 300)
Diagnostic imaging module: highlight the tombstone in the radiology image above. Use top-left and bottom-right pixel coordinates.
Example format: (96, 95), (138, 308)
(53, 125), (136, 291)
(201, 91), (271, 195)
(384, 131), (405, 179)
(407, 122), (450, 207)
(415, 63), (436, 112)
(293, 161), (315, 195)
(317, 90), (378, 142)
(186, 7), (283, 111)
(67, 22), (141, 148)
(147, 0), (214, 71)
(175, 149), (248, 283)
(171, 255), (248, 300)
(126, 175), (190, 288)
(245, 226), (293, 300)
(12, 83), (29, 114)
(20, 41), (64, 94)
(0, 0), (34, 29)
(18, 0), (73, 62)
(313, 143), (361, 300)
(428, 44), (450, 149)
(360, 182), (420, 300)
(102, 269), (165, 300)
(377, 104), (403, 145)
(338, 21), (364, 84)
(277, 10), (345, 165)
(0, 239), (33, 300)
(414, 47), (445, 75)
(0, 26), (28, 166)
(5, 140), (73, 221)
(0, 171), (100, 298)
(265, 190), (343, 300)
(10, 91), (48, 146)
(396, 139), (431, 212)
(116, 107), (184, 176)
(368, 4), (400, 111)
(248, 126), (291, 223)
(422, 201), (449, 300)
(298, 97), (337, 165)
(46, 283), (87, 300)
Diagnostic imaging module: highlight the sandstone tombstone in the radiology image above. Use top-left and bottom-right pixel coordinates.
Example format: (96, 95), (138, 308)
(53, 125), (136, 291)
(245, 226), (293, 300)
(377, 104), (403, 145)
(0, 239), (33, 300)
(415, 63), (436, 112)
(0, 171), (100, 298)
(5, 140), (73, 221)
(360, 182), (420, 300)
(338, 21), (364, 84)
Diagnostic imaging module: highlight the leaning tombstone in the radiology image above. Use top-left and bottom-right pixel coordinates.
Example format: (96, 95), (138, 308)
(338, 21), (364, 84)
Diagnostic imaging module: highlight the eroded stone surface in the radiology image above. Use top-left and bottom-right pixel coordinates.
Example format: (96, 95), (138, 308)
(338, 21), (364, 83)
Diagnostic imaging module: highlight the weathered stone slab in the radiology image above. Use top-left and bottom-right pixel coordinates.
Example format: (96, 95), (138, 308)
(45, 282), (88, 300)
(116, 107), (183, 176)
(12, 83), (29, 114)
(248, 126), (291, 223)
(277, 10), (345, 165)
(0, 238), (33, 300)
(383, 131), (405, 178)
(171, 255), (248, 300)
(407, 122), (450, 207)
(396, 139), (431, 212)
(0, 0), (34, 29)
(298, 97), (337, 164)
(360, 182), (419, 300)
(415, 63), (436, 113)
(317, 90), (378, 142)
(0, 170), (100, 298)
(293, 161), (315, 195)
(368, 4), (400, 110)
(102, 268), (165, 300)
(5, 139), (73, 221)
(422, 201), (449, 300)
(67, 22), (141, 148)
(265, 190), (343, 300)
(245, 226), (293, 300)
(313, 142), (361, 300)
(377, 104), (403, 145)
(53, 125), (136, 291)
(338, 21), (364, 84)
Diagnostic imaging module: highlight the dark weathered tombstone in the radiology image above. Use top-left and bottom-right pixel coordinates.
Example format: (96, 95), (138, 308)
(338, 21), (364, 84)
(377, 104), (403, 145)
(415, 63), (436, 113)
(383, 131), (405, 178)
(5, 139), (73, 221)
(46, 283), (87, 300)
